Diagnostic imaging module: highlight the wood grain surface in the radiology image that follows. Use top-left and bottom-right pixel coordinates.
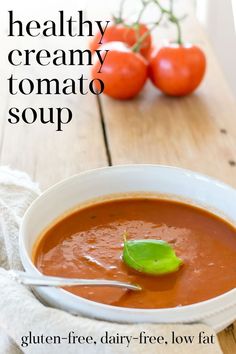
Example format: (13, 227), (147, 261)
(99, 9), (236, 354)
(0, 1), (236, 352)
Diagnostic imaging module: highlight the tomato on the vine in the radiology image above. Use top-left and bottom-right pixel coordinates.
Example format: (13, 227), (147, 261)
(91, 42), (148, 100)
(90, 23), (152, 59)
(149, 44), (206, 96)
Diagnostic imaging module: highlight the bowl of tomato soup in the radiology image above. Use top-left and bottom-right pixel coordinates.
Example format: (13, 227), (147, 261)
(19, 165), (236, 331)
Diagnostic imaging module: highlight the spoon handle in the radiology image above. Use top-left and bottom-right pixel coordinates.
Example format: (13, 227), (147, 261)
(9, 271), (141, 291)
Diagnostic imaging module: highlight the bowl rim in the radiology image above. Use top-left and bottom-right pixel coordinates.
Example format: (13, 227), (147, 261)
(19, 163), (236, 315)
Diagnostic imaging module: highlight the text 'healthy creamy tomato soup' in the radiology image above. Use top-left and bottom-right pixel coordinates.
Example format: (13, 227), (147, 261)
(33, 198), (236, 309)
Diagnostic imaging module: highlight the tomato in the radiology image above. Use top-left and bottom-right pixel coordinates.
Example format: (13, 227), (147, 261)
(149, 44), (206, 96)
(91, 42), (148, 100)
(90, 23), (152, 59)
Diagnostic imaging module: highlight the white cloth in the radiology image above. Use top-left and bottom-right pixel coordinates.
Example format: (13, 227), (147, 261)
(0, 167), (223, 354)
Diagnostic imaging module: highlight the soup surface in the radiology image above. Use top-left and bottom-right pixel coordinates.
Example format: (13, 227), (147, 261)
(34, 197), (236, 309)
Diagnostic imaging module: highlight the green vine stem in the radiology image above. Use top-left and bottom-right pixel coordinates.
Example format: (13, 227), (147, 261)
(153, 0), (184, 45)
(113, 0), (185, 49)
(136, 0), (152, 24)
(170, 14), (183, 45)
(113, 0), (127, 24)
(130, 0), (153, 47)
(131, 12), (164, 53)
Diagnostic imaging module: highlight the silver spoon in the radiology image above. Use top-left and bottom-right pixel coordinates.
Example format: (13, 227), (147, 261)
(9, 270), (142, 291)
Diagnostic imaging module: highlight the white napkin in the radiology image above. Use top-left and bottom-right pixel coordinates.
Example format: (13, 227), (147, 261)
(0, 166), (223, 354)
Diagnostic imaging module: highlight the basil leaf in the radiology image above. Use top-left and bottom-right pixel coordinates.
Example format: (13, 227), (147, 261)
(123, 237), (183, 275)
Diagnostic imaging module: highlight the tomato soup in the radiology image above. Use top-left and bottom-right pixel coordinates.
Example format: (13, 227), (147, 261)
(33, 198), (236, 309)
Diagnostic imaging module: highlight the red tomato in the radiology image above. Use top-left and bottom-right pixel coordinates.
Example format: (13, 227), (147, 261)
(90, 23), (152, 59)
(149, 44), (206, 96)
(91, 42), (148, 100)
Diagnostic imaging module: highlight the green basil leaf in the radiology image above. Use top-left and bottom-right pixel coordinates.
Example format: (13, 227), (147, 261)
(123, 236), (183, 275)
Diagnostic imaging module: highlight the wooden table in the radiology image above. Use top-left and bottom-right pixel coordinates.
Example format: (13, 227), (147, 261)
(0, 1), (236, 352)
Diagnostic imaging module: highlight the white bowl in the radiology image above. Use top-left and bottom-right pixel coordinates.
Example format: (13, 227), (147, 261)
(19, 165), (236, 332)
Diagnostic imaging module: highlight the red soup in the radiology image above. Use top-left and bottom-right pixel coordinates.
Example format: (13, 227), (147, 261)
(33, 198), (236, 309)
